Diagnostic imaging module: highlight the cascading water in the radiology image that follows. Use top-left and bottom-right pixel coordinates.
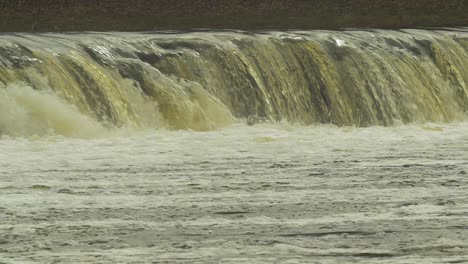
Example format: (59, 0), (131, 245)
(2, 28), (468, 264)
(0, 28), (467, 137)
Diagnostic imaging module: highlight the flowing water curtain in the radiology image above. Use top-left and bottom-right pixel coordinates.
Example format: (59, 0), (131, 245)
(0, 30), (467, 137)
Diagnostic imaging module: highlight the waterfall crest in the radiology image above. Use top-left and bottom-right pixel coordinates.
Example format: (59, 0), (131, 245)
(1, 29), (467, 137)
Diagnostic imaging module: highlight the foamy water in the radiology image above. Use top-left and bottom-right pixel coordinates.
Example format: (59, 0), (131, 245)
(1, 28), (467, 263)
(1, 122), (467, 263)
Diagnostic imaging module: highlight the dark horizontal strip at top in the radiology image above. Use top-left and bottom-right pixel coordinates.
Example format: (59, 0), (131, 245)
(0, 0), (467, 32)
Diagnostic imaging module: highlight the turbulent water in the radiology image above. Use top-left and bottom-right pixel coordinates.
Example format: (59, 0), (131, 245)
(1, 123), (467, 263)
(1, 29), (468, 263)
(0, 28), (468, 136)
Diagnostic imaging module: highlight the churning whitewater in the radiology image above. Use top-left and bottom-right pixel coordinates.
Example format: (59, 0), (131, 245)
(1, 29), (468, 263)
(0, 29), (468, 137)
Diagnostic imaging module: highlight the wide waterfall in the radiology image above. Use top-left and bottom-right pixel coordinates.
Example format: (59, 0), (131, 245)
(2, 27), (468, 264)
(1, 28), (467, 137)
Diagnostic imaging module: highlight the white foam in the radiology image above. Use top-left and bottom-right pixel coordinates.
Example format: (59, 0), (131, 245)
(0, 83), (107, 138)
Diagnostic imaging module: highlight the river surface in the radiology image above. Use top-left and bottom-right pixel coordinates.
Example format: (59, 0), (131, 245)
(1, 122), (467, 263)
(1, 28), (468, 263)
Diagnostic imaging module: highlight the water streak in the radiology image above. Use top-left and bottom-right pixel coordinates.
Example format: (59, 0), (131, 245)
(0, 29), (467, 137)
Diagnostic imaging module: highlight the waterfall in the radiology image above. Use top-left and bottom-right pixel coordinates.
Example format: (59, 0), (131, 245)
(0, 29), (467, 137)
